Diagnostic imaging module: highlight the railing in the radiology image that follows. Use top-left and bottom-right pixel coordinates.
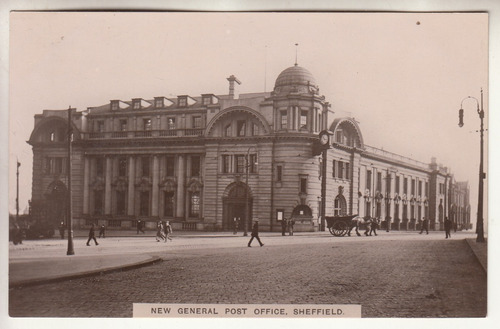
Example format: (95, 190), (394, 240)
(182, 222), (198, 231)
(86, 129), (204, 139)
(364, 145), (429, 169)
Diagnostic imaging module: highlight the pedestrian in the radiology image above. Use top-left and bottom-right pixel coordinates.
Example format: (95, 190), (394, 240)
(137, 219), (145, 234)
(59, 221), (65, 239)
(419, 217), (429, 234)
(288, 218), (295, 236)
(444, 217), (452, 239)
(12, 223), (23, 245)
(165, 221), (173, 241)
(156, 221), (166, 242)
(98, 224), (106, 238)
(369, 218), (379, 236)
(86, 223), (99, 246)
(248, 220), (264, 247)
(281, 218), (287, 236)
(233, 217), (239, 235)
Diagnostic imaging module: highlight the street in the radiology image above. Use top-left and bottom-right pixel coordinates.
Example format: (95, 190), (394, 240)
(9, 231), (486, 318)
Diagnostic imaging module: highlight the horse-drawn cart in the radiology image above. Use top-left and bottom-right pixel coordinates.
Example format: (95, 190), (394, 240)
(325, 215), (359, 236)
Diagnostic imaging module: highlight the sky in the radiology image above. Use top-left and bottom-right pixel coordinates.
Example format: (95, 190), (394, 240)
(8, 12), (489, 229)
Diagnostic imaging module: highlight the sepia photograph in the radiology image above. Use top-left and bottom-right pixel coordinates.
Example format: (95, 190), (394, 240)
(2, 2), (499, 328)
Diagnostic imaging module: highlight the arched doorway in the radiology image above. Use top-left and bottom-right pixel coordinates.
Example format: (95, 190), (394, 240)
(45, 180), (68, 228)
(333, 195), (347, 216)
(223, 183), (252, 232)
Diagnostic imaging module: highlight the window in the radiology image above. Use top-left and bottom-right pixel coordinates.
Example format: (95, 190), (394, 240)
(300, 110), (308, 129)
(96, 158), (104, 177)
(318, 112), (322, 132)
(366, 170), (372, 189)
(395, 176), (400, 193)
(249, 154), (257, 174)
(404, 178), (408, 194)
(164, 191), (174, 217)
(376, 202), (381, 218)
(394, 204), (399, 220)
(418, 181), (422, 196)
(300, 177), (307, 194)
(222, 155), (230, 173)
(336, 130), (343, 144)
(116, 191), (126, 215)
(365, 201), (371, 217)
(166, 156), (175, 176)
(111, 100), (119, 111)
(277, 165), (283, 182)
(338, 162), (344, 179)
(377, 172), (382, 192)
(108, 220), (122, 227)
(202, 96), (212, 105)
(425, 182), (429, 197)
(190, 192), (200, 217)
(237, 120), (246, 137)
(225, 124), (232, 137)
(94, 190), (103, 215)
(97, 120), (105, 132)
(143, 118), (152, 130)
(133, 100), (141, 110)
(140, 191), (150, 216)
(178, 97), (187, 107)
(119, 119), (127, 131)
(411, 205), (415, 219)
(142, 157), (150, 177)
(280, 110), (288, 129)
(235, 155), (245, 173)
(118, 157), (127, 177)
(55, 158), (63, 174)
(345, 163), (350, 180)
(167, 118), (176, 130)
(252, 123), (259, 136)
(411, 179), (416, 195)
(403, 204), (408, 220)
(193, 116), (202, 129)
(332, 160), (336, 178)
(155, 98), (164, 108)
(50, 132), (56, 142)
(191, 156), (201, 177)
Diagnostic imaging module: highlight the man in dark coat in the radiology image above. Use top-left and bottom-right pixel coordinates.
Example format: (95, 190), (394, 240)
(444, 217), (452, 239)
(86, 223), (99, 246)
(137, 219), (145, 234)
(248, 220), (264, 247)
(281, 218), (287, 236)
(419, 217), (429, 234)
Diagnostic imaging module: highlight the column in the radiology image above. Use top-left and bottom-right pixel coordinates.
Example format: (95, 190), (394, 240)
(359, 166), (366, 217)
(127, 156), (135, 216)
(83, 157), (90, 214)
(176, 155), (185, 218)
(104, 156), (112, 215)
(152, 155), (160, 217)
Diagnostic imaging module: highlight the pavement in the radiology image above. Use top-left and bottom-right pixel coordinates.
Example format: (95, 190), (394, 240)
(9, 230), (487, 288)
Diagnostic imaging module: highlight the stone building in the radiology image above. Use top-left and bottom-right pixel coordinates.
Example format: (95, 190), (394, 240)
(27, 63), (471, 232)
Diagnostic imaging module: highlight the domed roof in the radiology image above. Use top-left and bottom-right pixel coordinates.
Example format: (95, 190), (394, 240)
(274, 64), (318, 94)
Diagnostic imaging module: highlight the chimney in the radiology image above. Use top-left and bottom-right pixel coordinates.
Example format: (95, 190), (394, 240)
(227, 75), (241, 99)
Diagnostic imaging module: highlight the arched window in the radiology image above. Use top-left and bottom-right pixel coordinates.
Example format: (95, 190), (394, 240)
(334, 195), (347, 216)
(190, 192), (200, 217)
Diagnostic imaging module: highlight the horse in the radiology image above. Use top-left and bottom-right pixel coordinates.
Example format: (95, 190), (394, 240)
(347, 216), (375, 236)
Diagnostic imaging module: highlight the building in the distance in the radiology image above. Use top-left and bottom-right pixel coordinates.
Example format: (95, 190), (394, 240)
(27, 63), (471, 233)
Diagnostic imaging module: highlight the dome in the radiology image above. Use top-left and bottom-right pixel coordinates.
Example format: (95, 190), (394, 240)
(274, 65), (319, 94)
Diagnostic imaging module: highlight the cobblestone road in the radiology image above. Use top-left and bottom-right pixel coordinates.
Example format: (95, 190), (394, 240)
(9, 235), (486, 318)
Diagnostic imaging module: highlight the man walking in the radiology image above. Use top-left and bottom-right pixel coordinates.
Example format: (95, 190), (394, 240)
(288, 218), (295, 236)
(137, 219), (145, 234)
(86, 223), (99, 246)
(165, 221), (173, 241)
(98, 224), (106, 238)
(444, 217), (452, 239)
(419, 217), (429, 234)
(281, 218), (287, 236)
(248, 220), (264, 247)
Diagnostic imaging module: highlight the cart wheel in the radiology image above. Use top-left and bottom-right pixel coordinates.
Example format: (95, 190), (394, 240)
(331, 221), (348, 237)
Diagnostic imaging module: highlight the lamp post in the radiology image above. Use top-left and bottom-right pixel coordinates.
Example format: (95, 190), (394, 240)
(458, 89), (485, 243)
(244, 146), (257, 236)
(66, 106), (75, 255)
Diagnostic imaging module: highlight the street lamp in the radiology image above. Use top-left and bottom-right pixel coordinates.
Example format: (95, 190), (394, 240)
(458, 89), (486, 243)
(244, 146), (258, 236)
(66, 106), (75, 255)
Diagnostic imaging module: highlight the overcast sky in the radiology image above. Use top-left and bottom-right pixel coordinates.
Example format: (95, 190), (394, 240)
(8, 12), (488, 222)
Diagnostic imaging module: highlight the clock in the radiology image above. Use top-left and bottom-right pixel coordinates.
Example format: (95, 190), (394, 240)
(320, 132), (330, 145)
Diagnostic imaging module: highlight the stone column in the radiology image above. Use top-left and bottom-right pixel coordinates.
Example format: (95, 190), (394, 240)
(176, 155), (185, 218)
(105, 156), (112, 215)
(152, 155), (160, 217)
(83, 157), (90, 214)
(127, 156), (135, 216)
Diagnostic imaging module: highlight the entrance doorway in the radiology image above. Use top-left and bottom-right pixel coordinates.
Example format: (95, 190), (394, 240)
(223, 183), (253, 232)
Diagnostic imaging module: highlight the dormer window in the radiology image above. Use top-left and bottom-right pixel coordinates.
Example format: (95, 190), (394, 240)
(133, 99), (141, 110)
(111, 100), (119, 111)
(202, 95), (212, 105)
(178, 96), (188, 107)
(155, 97), (164, 108)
